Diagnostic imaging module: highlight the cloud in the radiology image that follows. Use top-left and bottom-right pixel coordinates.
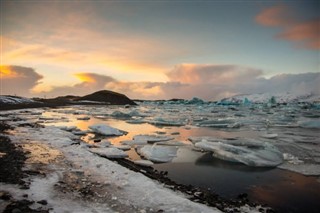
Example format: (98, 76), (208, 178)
(2, 64), (319, 101)
(167, 64), (263, 84)
(255, 4), (320, 50)
(277, 19), (320, 50)
(0, 65), (43, 96)
(255, 4), (292, 27)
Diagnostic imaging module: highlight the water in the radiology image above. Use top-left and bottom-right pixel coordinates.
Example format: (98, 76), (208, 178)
(35, 103), (320, 212)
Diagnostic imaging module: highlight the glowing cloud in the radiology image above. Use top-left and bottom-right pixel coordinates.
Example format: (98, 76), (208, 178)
(255, 4), (292, 27)
(0, 65), (43, 96)
(255, 4), (320, 50)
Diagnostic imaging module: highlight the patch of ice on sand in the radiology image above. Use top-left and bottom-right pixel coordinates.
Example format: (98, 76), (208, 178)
(89, 124), (125, 136)
(89, 147), (128, 159)
(137, 144), (178, 163)
(195, 139), (283, 167)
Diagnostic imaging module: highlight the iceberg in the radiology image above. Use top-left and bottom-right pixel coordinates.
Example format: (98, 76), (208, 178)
(195, 139), (283, 167)
(89, 124), (125, 136)
(89, 147), (128, 158)
(137, 144), (178, 163)
(298, 120), (320, 129)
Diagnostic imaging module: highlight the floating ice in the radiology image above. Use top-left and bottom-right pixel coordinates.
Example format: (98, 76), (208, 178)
(111, 111), (131, 119)
(76, 116), (90, 120)
(133, 159), (154, 167)
(113, 144), (131, 151)
(89, 124), (125, 136)
(196, 119), (241, 128)
(156, 141), (187, 146)
(260, 133), (278, 139)
(149, 117), (185, 126)
(133, 134), (174, 143)
(299, 120), (320, 129)
(195, 139), (283, 167)
(89, 147), (128, 158)
(137, 144), (178, 163)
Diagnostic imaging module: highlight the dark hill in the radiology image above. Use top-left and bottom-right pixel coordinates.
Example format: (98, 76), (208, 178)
(76, 90), (136, 105)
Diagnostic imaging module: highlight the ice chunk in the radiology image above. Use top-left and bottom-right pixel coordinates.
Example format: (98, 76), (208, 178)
(133, 134), (174, 143)
(260, 133), (278, 139)
(134, 159), (154, 167)
(76, 116), (90, 120)
(299, 120), (320, 129)
(156, 141), (187, 146)
(89, 147), (128, 158)
(137, 144), (178, 163)
(195, 139), (283, 167)
(149, 117), (185, 126)
(89, 124), (125, 136)
(111, 111), (131, 119)
(283, 153), (304, 164)
(196, 119), (241, 128)
(113, 144), (131, 151)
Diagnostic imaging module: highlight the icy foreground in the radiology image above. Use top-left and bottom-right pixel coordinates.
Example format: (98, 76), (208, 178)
(195, 139), (283, 167)
(3, 125), (221, 213)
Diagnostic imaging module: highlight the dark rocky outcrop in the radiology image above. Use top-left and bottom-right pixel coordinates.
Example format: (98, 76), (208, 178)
(0, 90), (136, 111)
(76, 90), (136, 105)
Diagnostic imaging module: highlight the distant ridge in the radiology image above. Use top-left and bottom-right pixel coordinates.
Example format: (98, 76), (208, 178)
(0, 90), (136, 110)
(76, 90), (136, 105)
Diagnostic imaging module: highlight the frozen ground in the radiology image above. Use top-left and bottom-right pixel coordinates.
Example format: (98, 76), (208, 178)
(0, 101), (319, 212)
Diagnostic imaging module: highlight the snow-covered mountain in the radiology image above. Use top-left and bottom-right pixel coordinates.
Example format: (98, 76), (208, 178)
(221, 92), (320, 104)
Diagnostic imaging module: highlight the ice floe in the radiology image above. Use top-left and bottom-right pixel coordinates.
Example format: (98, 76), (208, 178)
(89, 124), (125, 136)
(195, 139), (283, 167)
(89, 147), (128, 158)
(133, 159), (154, 167)
(137, 144), (178, 163)
(298, 120), (320, 129)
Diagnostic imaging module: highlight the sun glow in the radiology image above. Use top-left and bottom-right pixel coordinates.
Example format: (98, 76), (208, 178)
(0, 65), (19, 78)
(74, 73), (96, 83)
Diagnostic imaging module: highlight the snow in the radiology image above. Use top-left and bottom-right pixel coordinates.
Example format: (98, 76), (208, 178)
(8, 125), (220, 213)
(137, 144), (178, 163)
(89, 124), (125, 136)
(195, 139), (284, 167)
(89, 147), (129, 159)
(0, 95), (37, 104)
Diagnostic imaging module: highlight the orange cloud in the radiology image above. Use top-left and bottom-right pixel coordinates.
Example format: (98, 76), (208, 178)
(0, 65), (43, 96)
(255, 4), (292, 27)
(278, 19), (320, 50)
(0, 65), (19, 78)
(255, 4), (319, 50)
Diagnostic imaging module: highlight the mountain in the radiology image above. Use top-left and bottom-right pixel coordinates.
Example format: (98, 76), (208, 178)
(0, 90), (136, 110)
(76, 90), (136, 105)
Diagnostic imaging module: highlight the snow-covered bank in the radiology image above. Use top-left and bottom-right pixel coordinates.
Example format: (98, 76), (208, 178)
(4, 125), (222, 213)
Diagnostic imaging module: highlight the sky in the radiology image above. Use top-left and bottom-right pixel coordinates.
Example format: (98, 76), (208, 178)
(0, 0), (319, 100)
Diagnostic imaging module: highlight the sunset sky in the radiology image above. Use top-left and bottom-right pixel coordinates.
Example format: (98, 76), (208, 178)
(1, 0), (319, 100)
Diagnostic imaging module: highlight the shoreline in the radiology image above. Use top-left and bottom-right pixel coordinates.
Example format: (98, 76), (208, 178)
(0, 121), (269, 213)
